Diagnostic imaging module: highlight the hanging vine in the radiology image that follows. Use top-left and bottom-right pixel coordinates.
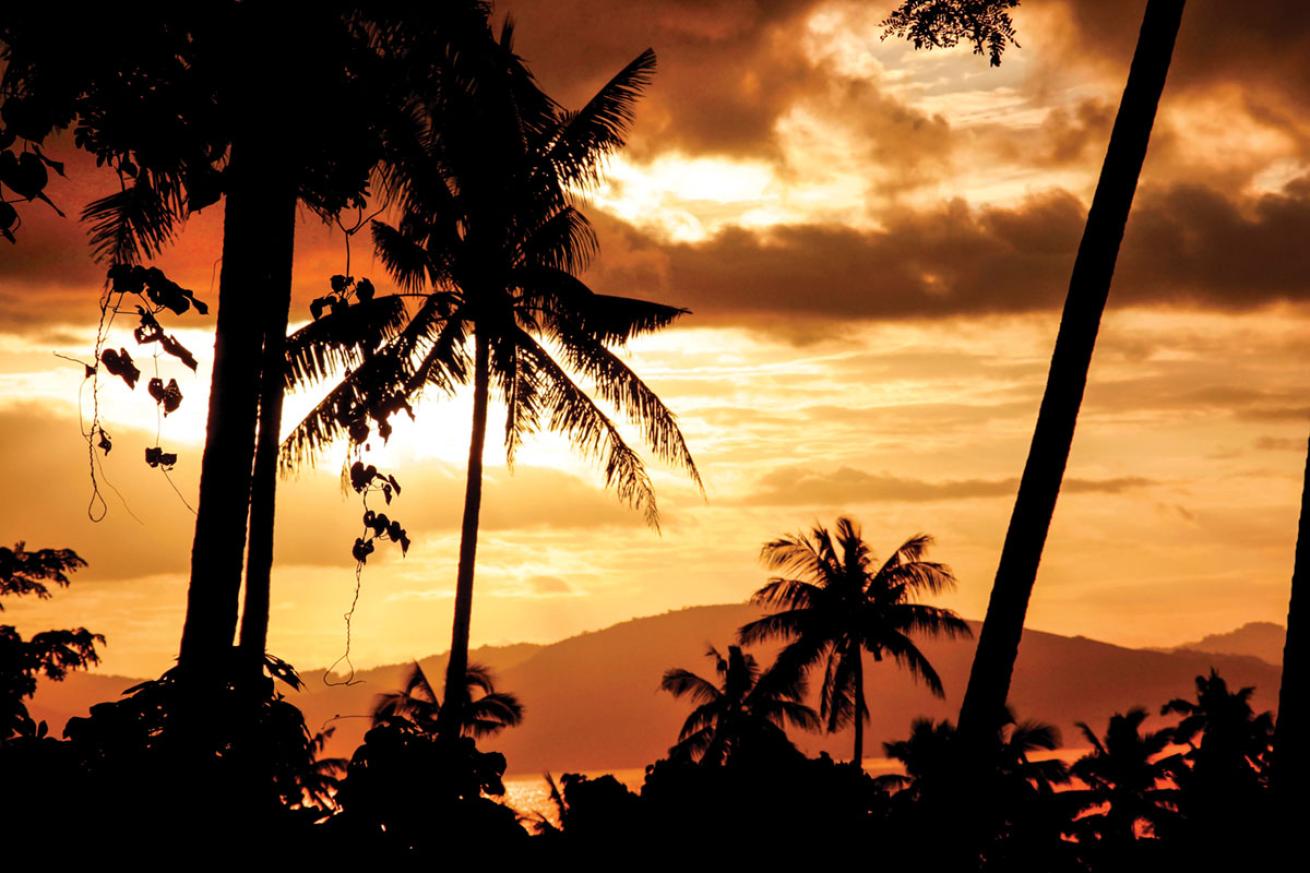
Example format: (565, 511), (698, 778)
(306, 271), (414, 686)
(69, 263), (208, 521)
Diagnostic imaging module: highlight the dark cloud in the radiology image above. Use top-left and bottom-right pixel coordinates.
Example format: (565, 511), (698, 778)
(0, 139), (394, 333)
(1056, 0), (1310, 111)
(1254, 436), (1306, 452)
(499, 0), (825, 157)
(9, 1), (1310, 339)
(741, 464), (1153, 506)
(587, 177), (1310, 330)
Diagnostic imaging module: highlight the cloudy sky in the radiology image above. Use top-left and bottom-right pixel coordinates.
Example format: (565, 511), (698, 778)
(4, 0), (1309, 677)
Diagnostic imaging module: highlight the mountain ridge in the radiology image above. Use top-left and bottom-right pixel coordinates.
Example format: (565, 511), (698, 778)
(28, 604), (1284, 774)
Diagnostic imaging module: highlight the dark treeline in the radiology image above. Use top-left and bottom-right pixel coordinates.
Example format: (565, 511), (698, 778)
(0, 530), (1285, 867)
(1, 0), (1305, 867)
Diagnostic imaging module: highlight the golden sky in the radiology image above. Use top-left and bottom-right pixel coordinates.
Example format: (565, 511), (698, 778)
(3, 0), (1309, 677)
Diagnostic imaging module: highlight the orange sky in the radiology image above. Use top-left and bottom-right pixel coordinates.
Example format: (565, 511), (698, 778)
(3, 0), (1309, 677)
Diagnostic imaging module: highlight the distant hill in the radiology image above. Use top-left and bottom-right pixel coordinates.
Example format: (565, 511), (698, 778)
(1170, 621), (1285, 667)
(29, 605), (1283, 775)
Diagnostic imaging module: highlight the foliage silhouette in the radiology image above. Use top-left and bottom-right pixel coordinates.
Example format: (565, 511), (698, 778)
(881, 0), (1020, 66)
(1069, 707), (1180, 860)
(739, 518), (970, 765)
(1163, 670), (1274, 862)
(3, 647), (334, 858)
(878, 709), (1081, 870)
(283, 25), (701, 735)
(373, 660), (523, 739)
(0, 543), (101, 742)
(0, 3), (497, 685)
(327, 712), (525, 859)
(660, 643), (818, 767)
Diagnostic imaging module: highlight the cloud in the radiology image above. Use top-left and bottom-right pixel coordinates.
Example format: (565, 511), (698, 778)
(0, 404), (647, 582)
(528, 575), (574, 595)
(585, 177), (1310, 332)
(1255, 436), (1307, 452)
(1056, 0), (1310, 110)
(499, 0), (826, 156)
(0, 141), (396, 334)
(741, 464), (1153, 506)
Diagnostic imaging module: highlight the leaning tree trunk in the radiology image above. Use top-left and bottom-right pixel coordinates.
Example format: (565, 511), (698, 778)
(177, 137), (296, 680)
(236, 239), (296, 670)
(1274, 435), (1310, 810)
(437, 331), (490, 738)
(852, 644), (865, 768)
(955, 0), (1185, 750)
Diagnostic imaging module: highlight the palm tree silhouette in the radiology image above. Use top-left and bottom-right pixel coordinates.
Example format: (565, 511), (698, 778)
(1, 5), (497, 682)
(373, 661), (523, 740)
(1070, 708), (1179, 850)
(660, 644), (818, 767)
(880, 1), (1189, 751)
(1164, 670), (1272, 839)
(884, 710), (1067, 797)
(739, 518), (970, 767)
(284, 28), (701, 735)
(879, 709), (1077, 870)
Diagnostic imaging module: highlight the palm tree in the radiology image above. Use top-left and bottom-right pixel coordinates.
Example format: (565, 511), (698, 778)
(886, 711), (1067, 793)
(880, 0), (1188, 753)
(283, 27), (701, 735)
(1, 5), (495, 683)
(879, 710), (1077, 870)
(373, 660), (523, 740)
(1164, 670), (1273, 841)
(235, 6), (496, 672)
(1070, 708), (1179, 850)
(660, 645), (819, 767)
(739, 518), (970, 767)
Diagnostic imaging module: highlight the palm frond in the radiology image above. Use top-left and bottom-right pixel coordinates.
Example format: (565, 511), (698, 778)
(660, 668), (721, 706)
(547, 315), (701, 490)
(372, 219), (441, 291)
(877, 629), (946, 697)
(738, 606), (815, 647)
(544, 47), (656, 189)
(284, 294), (409, 390)
(516, 205), (598, 275)
(885, 602), (972, 640)
(746, 577), (824, 612)
(819, 648), (858, 732)
(513, 328), (659, 526)
(880, 559), (958, 597)
(83, 177), (182, 264)
(760, 532), (839, 584)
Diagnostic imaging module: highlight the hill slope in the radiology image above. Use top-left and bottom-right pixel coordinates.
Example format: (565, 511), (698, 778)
(1171, 621), (1285, 667)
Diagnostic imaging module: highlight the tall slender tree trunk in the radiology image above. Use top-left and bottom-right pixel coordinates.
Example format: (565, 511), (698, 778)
(1274, 435), (1310, 812)
(237, 238), (296, 670)
(956, 0), (1185, 749)
(438, 331), (490, 738)
(852, 644), (865, 768)
(177, 133), (297, 680)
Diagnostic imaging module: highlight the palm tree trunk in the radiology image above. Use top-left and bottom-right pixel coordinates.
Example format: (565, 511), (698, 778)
(956, 0), (1185, 750)
(177, 134), (297, 681)
(438, 330), (490, 738)
(1274, 434), (1310, 811)
(852, 644), (865, 768)
(236, 241), (296, 671)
